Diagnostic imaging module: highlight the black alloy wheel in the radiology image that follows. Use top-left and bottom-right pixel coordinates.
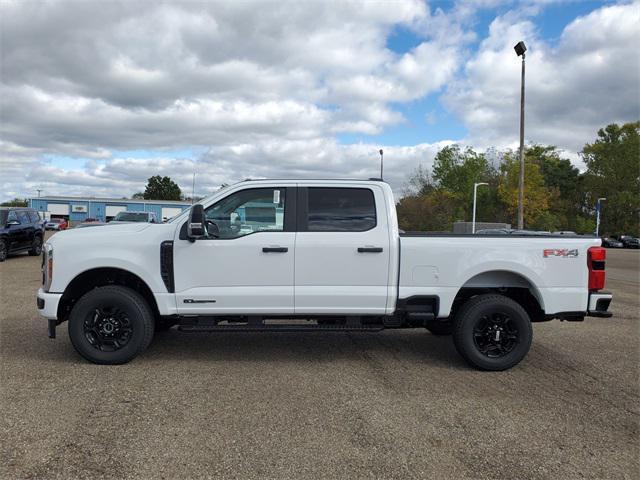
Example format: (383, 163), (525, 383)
(68, 285), (154, 364)
(83, 306), (134, 352)
(453, 294), (532, 371)
(472, 312), (518, 358)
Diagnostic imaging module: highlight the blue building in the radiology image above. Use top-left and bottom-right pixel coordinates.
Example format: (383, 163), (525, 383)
(29, 196), (191, 224)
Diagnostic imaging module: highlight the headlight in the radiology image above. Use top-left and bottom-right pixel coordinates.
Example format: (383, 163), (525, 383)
(42, 243), (53, 292)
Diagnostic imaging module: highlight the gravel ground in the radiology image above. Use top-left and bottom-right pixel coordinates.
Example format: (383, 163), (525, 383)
(1, 237), (638, 480)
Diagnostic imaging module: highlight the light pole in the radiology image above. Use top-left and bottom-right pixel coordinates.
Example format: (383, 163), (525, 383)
(595, 197), (606, 237)
(379, 149), (384, 180)
(472, 182), (489, 234)
(514, 40), (526, 230)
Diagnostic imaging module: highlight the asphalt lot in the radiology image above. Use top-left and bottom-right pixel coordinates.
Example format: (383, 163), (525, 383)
(1, 235), (638, 480)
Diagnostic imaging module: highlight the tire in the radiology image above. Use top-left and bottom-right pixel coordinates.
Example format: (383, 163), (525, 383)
(0, 239), (6, 262)
(425, 320), (453, 336)
(453, 294), (532, 371)
(28, 235), (43, 256)
(68, 285), (155, 364)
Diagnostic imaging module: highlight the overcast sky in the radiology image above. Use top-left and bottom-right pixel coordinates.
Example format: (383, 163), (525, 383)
(1, 0), (638, 201)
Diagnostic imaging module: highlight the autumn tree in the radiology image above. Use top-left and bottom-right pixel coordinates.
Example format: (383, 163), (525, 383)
(396, 190), (461, 232)
(497, 151), (552, 229)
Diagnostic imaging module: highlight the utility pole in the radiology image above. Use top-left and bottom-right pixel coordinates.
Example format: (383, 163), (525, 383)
(36, 189), (42, 198)
(514, 41), (527, 230)
(379, 149), (384, 180)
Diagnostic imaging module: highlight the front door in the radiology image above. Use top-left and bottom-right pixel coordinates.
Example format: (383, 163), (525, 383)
(173, 186), (295, 315)
(294, 186), (391, 315)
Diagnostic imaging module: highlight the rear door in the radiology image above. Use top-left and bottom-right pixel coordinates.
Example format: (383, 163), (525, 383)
(294, 185), (391, 314)
(18, 211), (36, 248)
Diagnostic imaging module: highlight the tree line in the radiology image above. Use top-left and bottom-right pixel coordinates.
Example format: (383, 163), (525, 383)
(396, 121), (639, 236)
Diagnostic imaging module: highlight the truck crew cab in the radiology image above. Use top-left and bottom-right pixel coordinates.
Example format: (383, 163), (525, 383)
(37, 180), (613, 370)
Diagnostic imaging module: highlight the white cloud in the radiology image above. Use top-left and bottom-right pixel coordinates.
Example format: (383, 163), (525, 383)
(443, 2), (640, 162)
(0, 1), (638, 201)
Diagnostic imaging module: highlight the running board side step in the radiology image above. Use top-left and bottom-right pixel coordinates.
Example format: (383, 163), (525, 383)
(178, 324), (385, 333)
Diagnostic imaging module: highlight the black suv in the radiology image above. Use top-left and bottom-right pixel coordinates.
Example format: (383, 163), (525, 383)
(0, 207), (44, 262)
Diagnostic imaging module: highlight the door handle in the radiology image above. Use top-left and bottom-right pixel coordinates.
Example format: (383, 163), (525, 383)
(262, 246), (288, 253)
(358, 247), (383, 253)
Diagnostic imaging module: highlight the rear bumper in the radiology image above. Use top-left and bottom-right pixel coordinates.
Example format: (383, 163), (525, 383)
(587, 291), (613, 318)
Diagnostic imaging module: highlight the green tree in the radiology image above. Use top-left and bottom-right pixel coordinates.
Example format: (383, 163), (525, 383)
(431, 145), (497, 221)
(396, 190), (461, 232)
(581, 121), (640, 235)
(143, 176), (182, 201)
(1, 198), (28, 207)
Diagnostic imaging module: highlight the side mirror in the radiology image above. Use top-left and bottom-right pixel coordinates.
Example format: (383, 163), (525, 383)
(187, 204), (206, 241)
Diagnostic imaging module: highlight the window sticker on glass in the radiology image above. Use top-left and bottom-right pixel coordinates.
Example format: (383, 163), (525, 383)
(273, 189), (280, 204)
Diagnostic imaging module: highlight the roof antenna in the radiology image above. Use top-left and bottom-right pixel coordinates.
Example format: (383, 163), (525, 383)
(379, 149), (384, 180)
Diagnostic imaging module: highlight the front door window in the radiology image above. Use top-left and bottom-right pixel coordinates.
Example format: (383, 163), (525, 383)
(205, 188), (285, 239)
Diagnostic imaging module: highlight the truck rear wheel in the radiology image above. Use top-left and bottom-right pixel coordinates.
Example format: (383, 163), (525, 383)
(68, 285), (155, 364)
(452, 294), (532, 371)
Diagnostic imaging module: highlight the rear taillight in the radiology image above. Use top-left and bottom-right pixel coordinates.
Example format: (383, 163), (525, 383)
(587, 246), (606, 291)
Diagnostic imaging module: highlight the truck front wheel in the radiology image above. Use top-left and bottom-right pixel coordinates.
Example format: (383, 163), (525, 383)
(68, 285), (155, 364)
(452, 294), (532, 371)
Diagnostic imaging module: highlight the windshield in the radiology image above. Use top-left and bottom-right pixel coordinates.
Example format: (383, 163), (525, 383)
(113, 212), (148, 222)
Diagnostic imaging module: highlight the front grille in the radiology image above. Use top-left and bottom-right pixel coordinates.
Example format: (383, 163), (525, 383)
(160, 241), (175, 293)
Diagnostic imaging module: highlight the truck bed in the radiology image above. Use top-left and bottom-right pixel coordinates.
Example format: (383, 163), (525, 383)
(398, 235), (601, 318)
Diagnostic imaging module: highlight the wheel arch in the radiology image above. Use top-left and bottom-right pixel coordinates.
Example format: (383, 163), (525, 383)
(451, 270), (546, 322)
(57, 267), (159, 322)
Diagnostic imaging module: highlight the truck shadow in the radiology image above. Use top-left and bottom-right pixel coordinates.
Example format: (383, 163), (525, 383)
(144, 329), (468, 369)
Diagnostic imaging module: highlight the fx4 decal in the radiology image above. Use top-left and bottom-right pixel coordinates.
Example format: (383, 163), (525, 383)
(543, 249), (579, 258)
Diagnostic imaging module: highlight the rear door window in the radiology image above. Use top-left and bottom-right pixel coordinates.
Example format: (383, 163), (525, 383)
(306, 188), (376, 232)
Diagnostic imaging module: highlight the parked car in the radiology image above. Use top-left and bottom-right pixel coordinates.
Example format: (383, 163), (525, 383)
(45, 218), (68, 230)
(622, 237), (640, 249)
(602, 237), (624, 248)
(0, 207), (44, 262)
(38, 179), (613, 370)
(109, 211), (159, 223)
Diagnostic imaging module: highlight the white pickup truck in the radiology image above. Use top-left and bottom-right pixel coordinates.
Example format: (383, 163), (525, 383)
(37, 179), (612, 370)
